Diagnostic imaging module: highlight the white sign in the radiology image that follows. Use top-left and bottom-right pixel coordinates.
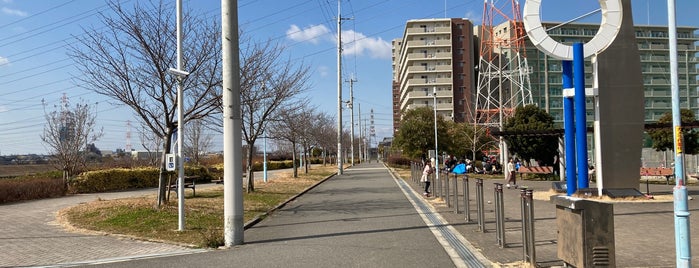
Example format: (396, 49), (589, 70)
(523, 0), (623, 60)
(166, 153), (176, 171)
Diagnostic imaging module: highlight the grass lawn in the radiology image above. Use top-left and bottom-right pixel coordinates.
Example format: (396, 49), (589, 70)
(59, 165), (338, 248)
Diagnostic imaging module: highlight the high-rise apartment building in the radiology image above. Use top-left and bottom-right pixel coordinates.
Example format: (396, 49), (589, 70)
(392, 18), (476, 133)
(523, 23), (698, 124)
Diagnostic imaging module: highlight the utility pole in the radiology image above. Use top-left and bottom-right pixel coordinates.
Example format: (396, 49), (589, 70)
(222, 0), (244, 247)
(347, 76), (357, 166)
(358, 103), (362, 163)
(336, 0), (343, 174)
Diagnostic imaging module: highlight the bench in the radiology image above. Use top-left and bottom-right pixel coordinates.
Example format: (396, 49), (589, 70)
(640, 167), (674, 185)
(518, 166), (554, 180)
(168, 175), (199, 197)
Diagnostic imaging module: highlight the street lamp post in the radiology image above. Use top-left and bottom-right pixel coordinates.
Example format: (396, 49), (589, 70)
(263, 133), (268, 183)
(433, 87), (440, 182)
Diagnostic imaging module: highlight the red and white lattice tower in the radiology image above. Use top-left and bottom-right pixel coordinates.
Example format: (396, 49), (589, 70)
(474, 0), (533, 160)
(125, 120), (132, 152)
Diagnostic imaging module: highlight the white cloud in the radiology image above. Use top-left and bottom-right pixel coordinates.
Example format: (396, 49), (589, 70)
(2, 7), (27, 17)
(341, 30), (392, 59)
(0, 56), (9, 66)
(464, 11), (481, 23)
(317, 65), (329, 77)
(286, 24), (330, 44)
(0, 105), (7, 113)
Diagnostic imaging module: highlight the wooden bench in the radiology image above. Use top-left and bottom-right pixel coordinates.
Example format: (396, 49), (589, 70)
(518, 166), (554, 180)
(168, 175), (199, 197)
(640, 167), (674, 185)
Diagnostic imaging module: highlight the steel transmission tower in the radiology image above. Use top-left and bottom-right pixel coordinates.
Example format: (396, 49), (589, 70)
(474, 0), (533, 163)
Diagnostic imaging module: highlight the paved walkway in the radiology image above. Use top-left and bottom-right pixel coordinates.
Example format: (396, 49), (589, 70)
(2, 163), (698, 267)
(406, 168), (699, 267)
(0, 188), (202, 268)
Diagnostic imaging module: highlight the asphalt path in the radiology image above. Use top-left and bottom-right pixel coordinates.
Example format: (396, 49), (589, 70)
(83, 162), (489, 268)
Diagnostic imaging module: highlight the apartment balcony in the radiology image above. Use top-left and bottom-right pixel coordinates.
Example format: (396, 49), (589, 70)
(405, 102), (453, 111)
(404, 39), (451, 47)
(405, 26), (452, 35)
(644, 79), (670, 85)
(405, 65), (453, 73)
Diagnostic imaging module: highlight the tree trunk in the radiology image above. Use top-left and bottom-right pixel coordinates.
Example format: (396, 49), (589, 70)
(156, 129), (174, 208)
(292, 142), (298, 178)
(246, 142), (255, 193)
(304, 145), (309, 174)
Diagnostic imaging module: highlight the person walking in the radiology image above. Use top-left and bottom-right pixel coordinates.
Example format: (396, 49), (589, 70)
(506, 158), (517, 189)
(421, 160), (434, 196)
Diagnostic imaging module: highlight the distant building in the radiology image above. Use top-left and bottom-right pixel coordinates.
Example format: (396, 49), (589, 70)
(393, 18), (698, 131)
(392, 18), (477, 133)
(130, 150), (162, 161)
(520, 22), (699, 124)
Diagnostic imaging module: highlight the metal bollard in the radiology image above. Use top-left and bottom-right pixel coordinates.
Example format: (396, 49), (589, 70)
(525, 189), (536, 265)
(445, 174), (451, 207)
(476, 178), (485, 232)
(520, 188), (529, 261)
(463, 177), (471, 222)
(453, 174), (459, 214)
(438, 170), (443, 198)
(494, 183), (505, 248)
(412, 162), (416, 183)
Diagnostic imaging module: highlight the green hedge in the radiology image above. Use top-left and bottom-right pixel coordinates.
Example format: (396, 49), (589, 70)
(250, 160), (294, 172)
(69, 166), (213, 193)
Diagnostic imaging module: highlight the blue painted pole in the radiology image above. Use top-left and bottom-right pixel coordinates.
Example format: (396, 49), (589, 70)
(562, 60), (576, 196)
(573, 43), (589, 189)
(667, 0), (692, 265)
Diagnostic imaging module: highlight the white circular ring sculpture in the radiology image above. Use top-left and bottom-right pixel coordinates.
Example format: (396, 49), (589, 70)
(523, 0), (623, 60)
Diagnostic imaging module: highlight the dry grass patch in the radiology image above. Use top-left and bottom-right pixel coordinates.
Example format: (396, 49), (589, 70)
(59, 166), (337, 248)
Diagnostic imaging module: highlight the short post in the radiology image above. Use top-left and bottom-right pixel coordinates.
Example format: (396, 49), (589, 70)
(520, 188), (529, 262)
(412, 162), (416, 183)
(453, 173), (459, 214)
(445, 173), (451, 207)
(525, 189), (536, 264)
(437, 170), (443, 198)
(494, 183), (505, 248)
(476, 178), (485, 232)
(463, 177), (471, 222)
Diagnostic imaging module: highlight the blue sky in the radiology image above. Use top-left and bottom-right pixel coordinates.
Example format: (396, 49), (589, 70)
(0, 0), (697, 155)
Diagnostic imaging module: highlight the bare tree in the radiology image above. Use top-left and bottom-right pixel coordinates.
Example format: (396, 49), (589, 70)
(308, 111), (336, 166)
(268, 103), (312, 178)
(68, 0), (221, 207)
(233, 38), (311, 192)
(139, 123), (162, 167)
(184, 119), (213, 164)
(41, 95), (103, 187)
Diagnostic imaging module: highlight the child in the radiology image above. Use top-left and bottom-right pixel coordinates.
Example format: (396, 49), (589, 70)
(421, 161), (434, 196)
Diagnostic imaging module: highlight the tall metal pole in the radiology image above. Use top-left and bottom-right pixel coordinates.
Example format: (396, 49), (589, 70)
(175, 0), (185, 231)
(433, 87), (440, 182)
(222, 0), (244, 246)
(562, 60), (576, 196)
(348, 77), (356, 166)
(336, 0), (343, 174)
(573, 43), (589, 189)
(667, 0), (692, 265)
(263, 133), (268, 182)
(358, 103), (362, 163)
